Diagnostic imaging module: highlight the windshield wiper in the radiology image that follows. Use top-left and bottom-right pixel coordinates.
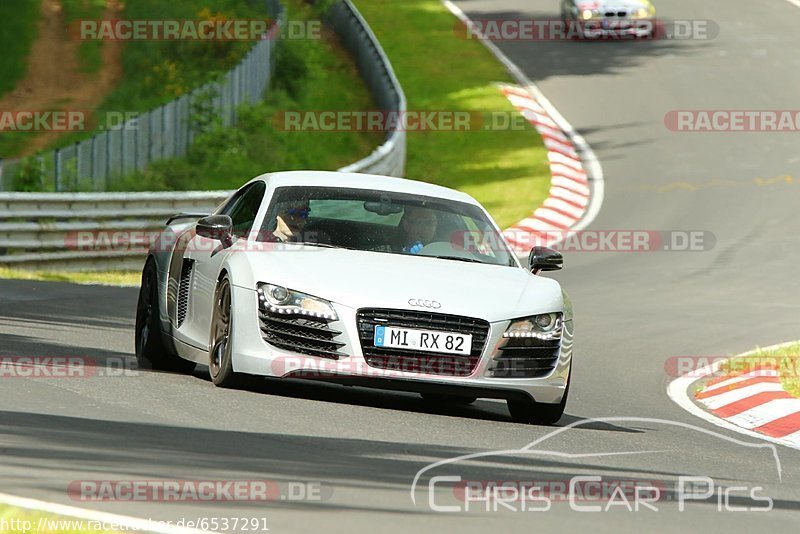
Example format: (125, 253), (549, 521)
(294, 242), (355, 250)
(431, 255), (485, 264)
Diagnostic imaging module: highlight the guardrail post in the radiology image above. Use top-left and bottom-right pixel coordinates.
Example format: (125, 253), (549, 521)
(75, 141), (82, 190)
(105, 128), (111, 188)
(90, 136), (96, 190)
(133, 121), (139, 174)
(120, 126), (126, 182)
(55, 148), (61, 192)
(161, 105), (166, 160)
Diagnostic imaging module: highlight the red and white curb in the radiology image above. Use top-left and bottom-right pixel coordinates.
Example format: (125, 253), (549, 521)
(668, 342), (800, 451)
(441, 0), (605, 256)
(498, 84), (590, 254)
(696, 366), (800, 443)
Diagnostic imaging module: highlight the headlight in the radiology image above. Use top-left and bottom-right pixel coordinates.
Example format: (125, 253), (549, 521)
(581, 9), (594, 20)
(257, 283), (338, 320)
(503, 313), (563, 340)
(632, 7), (649, 18)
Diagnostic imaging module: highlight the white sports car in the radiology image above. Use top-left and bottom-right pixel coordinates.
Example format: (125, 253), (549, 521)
(135, 171), (573, 424)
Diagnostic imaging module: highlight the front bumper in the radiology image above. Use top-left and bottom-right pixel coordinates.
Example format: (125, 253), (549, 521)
(574, 18), (655, 38)
(230, 286), (572, 405)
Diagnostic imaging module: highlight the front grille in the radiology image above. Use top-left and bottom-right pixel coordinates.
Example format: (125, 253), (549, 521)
(259, 311), (345, 359)
(357, 308), (490, 377)
(487, 336), (561, 378)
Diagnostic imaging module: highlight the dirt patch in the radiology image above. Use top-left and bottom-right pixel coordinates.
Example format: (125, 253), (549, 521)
(0, 0), (123, 156)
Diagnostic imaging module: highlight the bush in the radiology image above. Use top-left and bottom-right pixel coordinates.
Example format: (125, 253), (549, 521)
(12, 156), (47, 192)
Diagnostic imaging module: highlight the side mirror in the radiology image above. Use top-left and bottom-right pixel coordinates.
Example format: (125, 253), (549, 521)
(196, 215), (233, 243)
(528, 246), (563, 273)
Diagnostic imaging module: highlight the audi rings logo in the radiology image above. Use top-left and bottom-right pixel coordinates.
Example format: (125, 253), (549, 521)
(408, 299), (442, 309)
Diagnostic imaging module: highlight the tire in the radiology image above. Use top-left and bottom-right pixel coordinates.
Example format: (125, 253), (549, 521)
(421, 393), (477, 405)
(135, 258), (196, 374)
(208, 276), (256, 388)
(507, 378), (570, 425)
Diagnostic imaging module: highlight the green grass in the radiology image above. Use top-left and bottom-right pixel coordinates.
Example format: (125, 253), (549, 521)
(0, 267), (139, 286)
(353, 0), (550, 228)
(0, 0), (40, 99)
(0, 506), (120, 533)
(720, 343), (800, 398)
(61, 0), (107, 74)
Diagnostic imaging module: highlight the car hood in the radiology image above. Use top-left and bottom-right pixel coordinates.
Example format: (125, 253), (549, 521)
(239, 247), (565, 322)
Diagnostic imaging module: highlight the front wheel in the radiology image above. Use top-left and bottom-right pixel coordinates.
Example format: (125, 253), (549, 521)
(135, 258), (195, 374)
(209, 276), (256, 389)
(507, 379), (569, 425)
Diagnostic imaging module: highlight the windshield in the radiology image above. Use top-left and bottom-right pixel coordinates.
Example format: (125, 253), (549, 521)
(257, 186), (517, 267)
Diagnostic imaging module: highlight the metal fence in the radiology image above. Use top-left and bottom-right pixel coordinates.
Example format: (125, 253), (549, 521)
(0, 0), (284, 193)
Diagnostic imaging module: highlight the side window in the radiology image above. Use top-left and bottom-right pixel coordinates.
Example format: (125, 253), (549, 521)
(221, 182), (266, 238)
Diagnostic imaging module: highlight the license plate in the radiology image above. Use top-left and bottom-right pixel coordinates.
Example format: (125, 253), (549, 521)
(374, 326), (472, 356)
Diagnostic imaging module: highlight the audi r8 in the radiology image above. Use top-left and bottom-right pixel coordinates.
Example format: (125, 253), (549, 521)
(135, 171), (573, 424)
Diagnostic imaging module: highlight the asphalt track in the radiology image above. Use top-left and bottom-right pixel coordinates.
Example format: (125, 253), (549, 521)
(2, 0), (800, 531)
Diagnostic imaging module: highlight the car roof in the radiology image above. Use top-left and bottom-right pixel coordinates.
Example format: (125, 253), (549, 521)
(252, 170), (478, 205)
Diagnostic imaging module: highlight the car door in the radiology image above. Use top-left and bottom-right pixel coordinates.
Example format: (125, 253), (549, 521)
(173, 181), (267, 350)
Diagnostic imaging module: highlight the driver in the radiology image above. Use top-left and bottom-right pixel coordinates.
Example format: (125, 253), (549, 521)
(397, 206), (438, 254)
(272, 200), (310, 242)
